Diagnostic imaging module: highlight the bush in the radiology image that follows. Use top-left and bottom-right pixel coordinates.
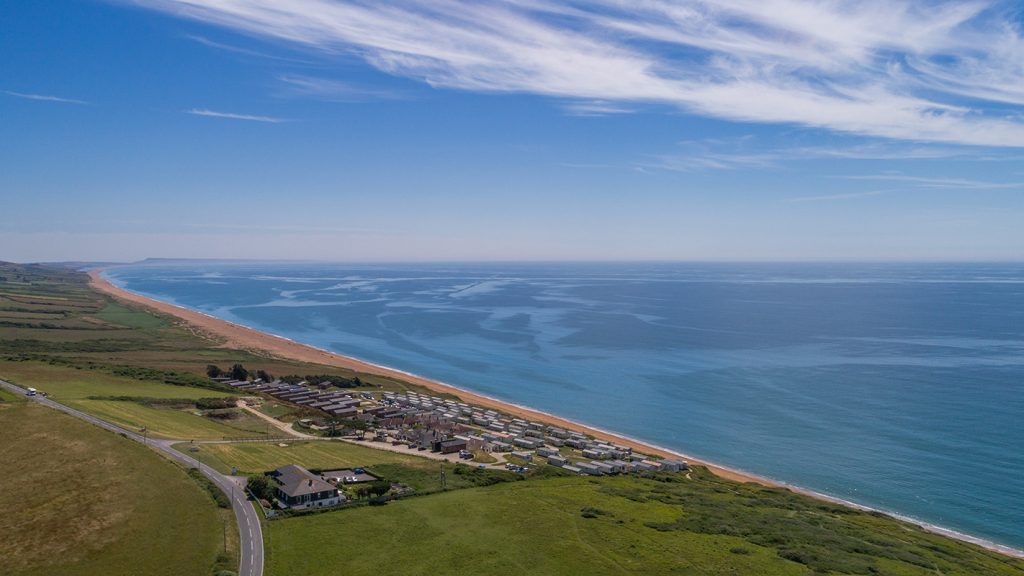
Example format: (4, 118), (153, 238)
(188, 468), (230, 508)
(246, 474), (277, 502)
(580, 507), (610, 519)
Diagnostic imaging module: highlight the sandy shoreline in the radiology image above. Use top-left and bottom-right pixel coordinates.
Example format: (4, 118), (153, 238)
(87, 268), (1024, 559)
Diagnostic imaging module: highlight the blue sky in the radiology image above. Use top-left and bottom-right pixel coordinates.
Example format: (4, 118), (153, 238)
(2, 0), (1024, 262)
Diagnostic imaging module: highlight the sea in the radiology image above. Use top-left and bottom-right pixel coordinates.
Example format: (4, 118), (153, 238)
(105, 261), (1024, 551)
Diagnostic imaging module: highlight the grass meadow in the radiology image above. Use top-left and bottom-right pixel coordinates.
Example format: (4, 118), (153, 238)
(265, 472), (1024, 576)
(0, 401), (231, 576)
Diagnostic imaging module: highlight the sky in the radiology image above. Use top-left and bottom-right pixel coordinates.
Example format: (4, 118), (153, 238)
(2, 0), (1024, 262)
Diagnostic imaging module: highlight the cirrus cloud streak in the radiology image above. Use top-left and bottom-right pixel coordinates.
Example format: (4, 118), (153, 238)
(133, 0), (1024, 146)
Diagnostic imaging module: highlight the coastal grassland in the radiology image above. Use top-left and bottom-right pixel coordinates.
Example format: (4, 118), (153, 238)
(257, 400), (297, 419)
(69, 398), (270, 439)
(174, 439), (433, 475)
(0, 262), (447, 400)
(0, 359), (274, 438)
(266, 472), (1024, 576)
(0, 360), (236, 400)
(173, 439), (528, 494)
(0, 384), (24, 402)
(93, 301), (169, 329)
(0, 401), (230, 576)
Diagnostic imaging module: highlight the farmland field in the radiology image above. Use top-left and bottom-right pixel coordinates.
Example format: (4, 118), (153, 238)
(265, 473), (1024, 576)
(68, 398), (270, 440)
(178, 439), (437, 475)
(0, 401), (229, 576)
(0, 360), (235, 401)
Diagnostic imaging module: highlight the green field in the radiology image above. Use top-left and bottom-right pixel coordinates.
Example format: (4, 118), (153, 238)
(0, 360), (234, 401)
(94, 301), (168, 329)
(174, 439), (530, 495)
(178, 439), (439, 474)
(266, 473), (1024, 576)
(0, 385), (24, 402)
(0, 360), (270, 439)
(0, 401), (232, 576)
(68, 398), (271, 440)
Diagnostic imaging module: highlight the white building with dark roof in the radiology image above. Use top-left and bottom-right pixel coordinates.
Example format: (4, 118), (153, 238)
(270, 465), (343, 509)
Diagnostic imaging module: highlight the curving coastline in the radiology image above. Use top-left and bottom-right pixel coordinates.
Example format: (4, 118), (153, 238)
(88, 268), (1024, 560)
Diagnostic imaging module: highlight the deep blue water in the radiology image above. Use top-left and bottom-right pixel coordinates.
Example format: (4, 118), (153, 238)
(107, 262), (1024, 550)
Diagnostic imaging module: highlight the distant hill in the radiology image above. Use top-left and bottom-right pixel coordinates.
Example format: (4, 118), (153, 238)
(0, 261), (87, 283)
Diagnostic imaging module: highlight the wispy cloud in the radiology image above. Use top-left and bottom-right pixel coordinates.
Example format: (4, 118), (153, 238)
(784, 190), (888, 203)
(647, 138), (1020, 172)
(842, 174), (1024, 189)
(277, 75), (407, 102)
(126, 0), (1024, 147)
(186, 34), (315, 64)
(4, 90), (88, 104)
(562, 100), (635, 116)
(185, 108), (285, 123)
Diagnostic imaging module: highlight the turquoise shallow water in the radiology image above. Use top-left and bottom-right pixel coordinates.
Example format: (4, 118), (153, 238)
(107, 262), (1024, 550)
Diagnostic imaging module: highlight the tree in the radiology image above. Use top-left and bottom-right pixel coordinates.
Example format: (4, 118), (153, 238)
(369, 480), (390, 498)
(230, 363), (249, 381)
(206, 364), (222, 378)
(255, 369), (272, 382)
(246, 475), (275, 501)
(353, 376), (363, 387)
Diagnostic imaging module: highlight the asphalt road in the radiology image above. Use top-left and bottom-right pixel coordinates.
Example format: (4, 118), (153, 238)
(0, 379), (264, 576)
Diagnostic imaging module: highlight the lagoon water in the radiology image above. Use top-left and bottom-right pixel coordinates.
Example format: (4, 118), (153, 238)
(107, 262), (1024, 549)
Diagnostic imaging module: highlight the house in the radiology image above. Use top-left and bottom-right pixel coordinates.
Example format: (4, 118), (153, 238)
(511, 450), (533, 462)
(547, 427), (570, 439)
(270, 465), (343, 509)
(327, 406), (359, 419)
(575, 462), (604, 476)
(433, 438), (468, 454)
(609, 459), (634, 473)
(536, 446), (559, 458)
(660, 460), (688, 472)
(513, 437), (542, 449)
(547, 455), (568, 467)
